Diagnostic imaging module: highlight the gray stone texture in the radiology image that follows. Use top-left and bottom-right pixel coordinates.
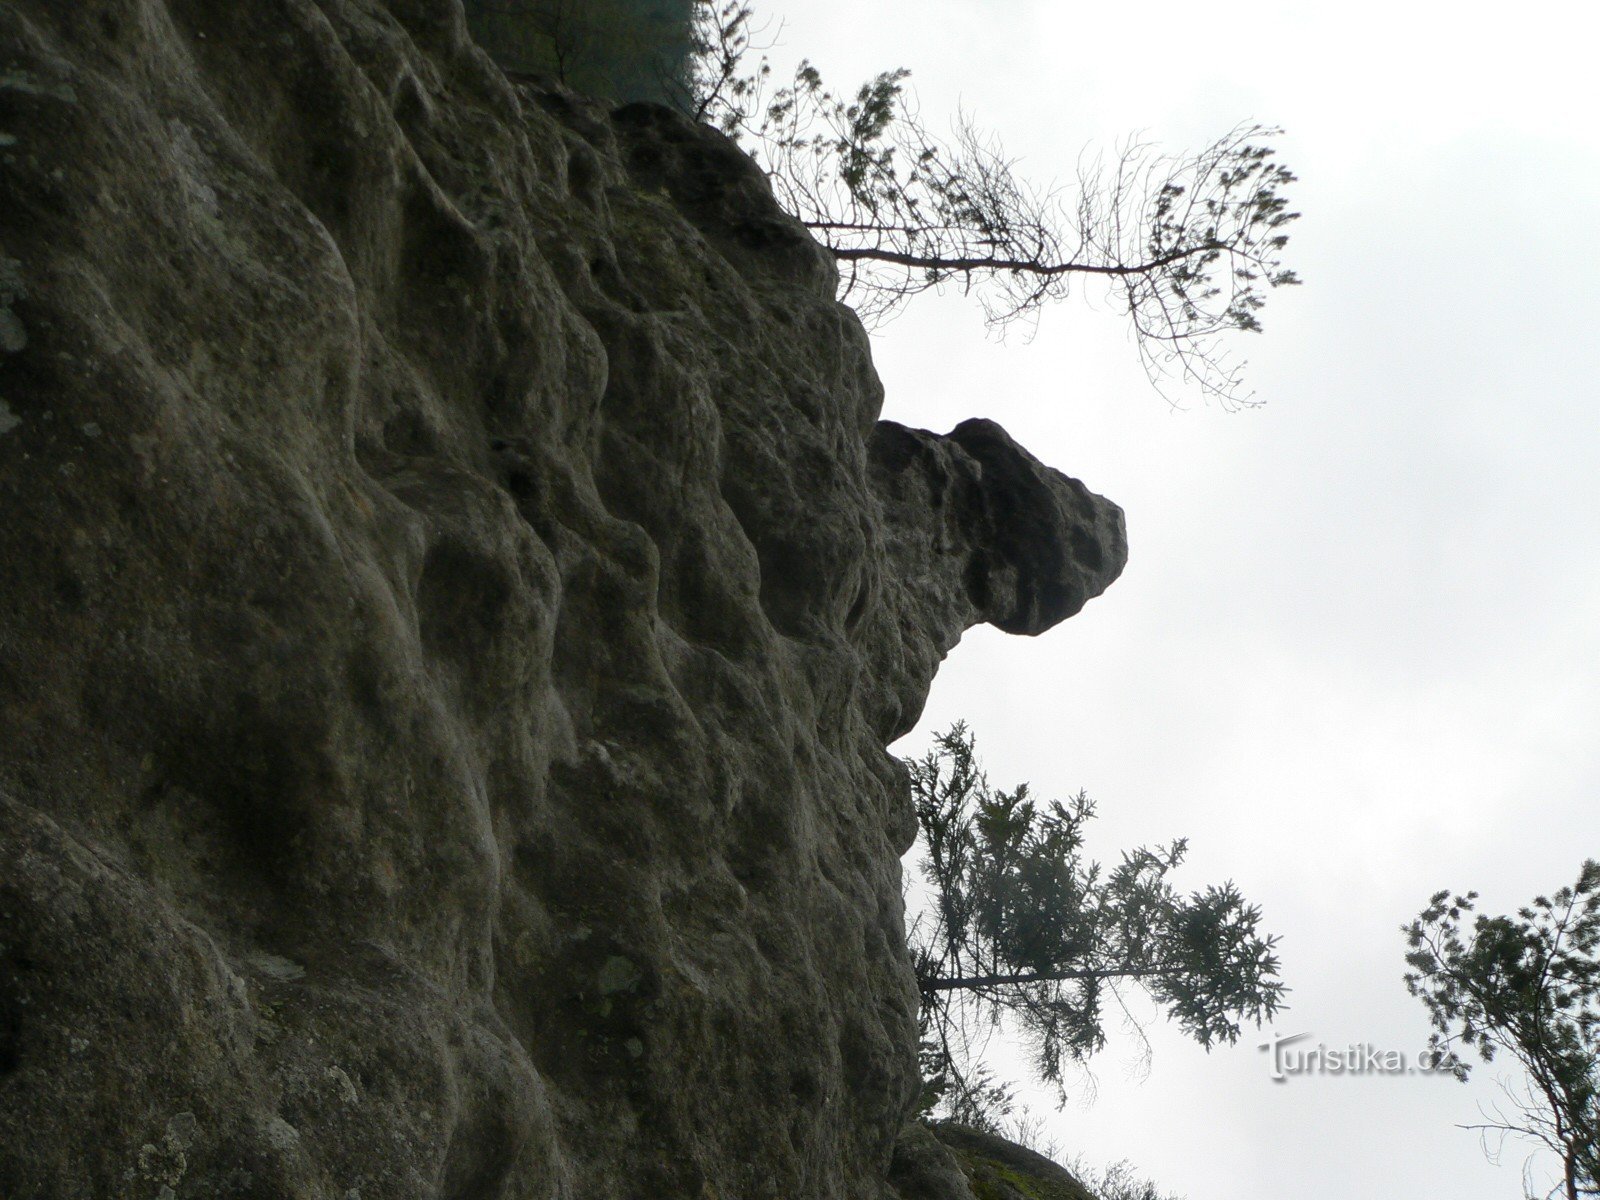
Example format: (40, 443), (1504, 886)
(0, 3), (1125, 1196)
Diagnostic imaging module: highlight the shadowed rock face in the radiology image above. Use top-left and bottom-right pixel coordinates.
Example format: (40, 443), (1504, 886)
(0, 3), (1124, 1197)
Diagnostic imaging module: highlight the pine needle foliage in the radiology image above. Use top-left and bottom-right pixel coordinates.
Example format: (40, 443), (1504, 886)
(906, 724), (1283, 1117)
(684, 3), (1301, 407)
(1404, 863), (1600, 1200)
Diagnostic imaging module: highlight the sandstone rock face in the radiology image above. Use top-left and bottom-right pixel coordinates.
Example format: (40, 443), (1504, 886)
(0, 3), (1125, 1196)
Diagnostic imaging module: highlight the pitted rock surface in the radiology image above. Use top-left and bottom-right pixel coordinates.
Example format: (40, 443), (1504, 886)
(0, 3), (1125, 1196)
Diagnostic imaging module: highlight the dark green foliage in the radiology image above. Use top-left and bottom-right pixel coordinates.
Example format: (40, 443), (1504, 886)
(907, 725), (1283, 1118)
(462, 0), (693, 104)
(1404, 864), (1600, 1200)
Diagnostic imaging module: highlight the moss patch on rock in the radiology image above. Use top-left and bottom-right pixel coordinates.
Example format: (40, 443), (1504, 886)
(935, 1124), (1097, 1200)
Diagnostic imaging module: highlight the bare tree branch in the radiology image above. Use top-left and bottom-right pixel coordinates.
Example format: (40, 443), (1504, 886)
(683, 12), (1301, 406)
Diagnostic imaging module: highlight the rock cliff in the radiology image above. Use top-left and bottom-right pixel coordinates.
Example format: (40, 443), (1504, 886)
(0, 3), (1126, 1196)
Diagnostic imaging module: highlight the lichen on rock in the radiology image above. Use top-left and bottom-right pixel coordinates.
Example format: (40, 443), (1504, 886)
(0, 2), (1125, 1196)
(0, 256), (26, 355)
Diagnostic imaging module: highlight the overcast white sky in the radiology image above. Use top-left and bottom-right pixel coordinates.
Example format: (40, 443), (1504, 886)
(760, 2), (1600, 1197)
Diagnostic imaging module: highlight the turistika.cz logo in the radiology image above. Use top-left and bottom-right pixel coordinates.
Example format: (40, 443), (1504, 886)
(1257, 1031), (1454, 1083)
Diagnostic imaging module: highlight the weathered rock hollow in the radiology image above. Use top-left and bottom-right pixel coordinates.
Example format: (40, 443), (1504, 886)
(0, 3), (1126, 1196)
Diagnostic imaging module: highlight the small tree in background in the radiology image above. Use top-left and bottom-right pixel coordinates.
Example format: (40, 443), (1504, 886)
(906, 724), (1284, 1121)
(1404, 864), (1600, 1200)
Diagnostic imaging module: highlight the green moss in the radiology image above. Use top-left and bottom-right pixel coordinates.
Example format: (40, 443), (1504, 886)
(936, 1126), (1097, 1200)
(954, 1148), (1090, 1200)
